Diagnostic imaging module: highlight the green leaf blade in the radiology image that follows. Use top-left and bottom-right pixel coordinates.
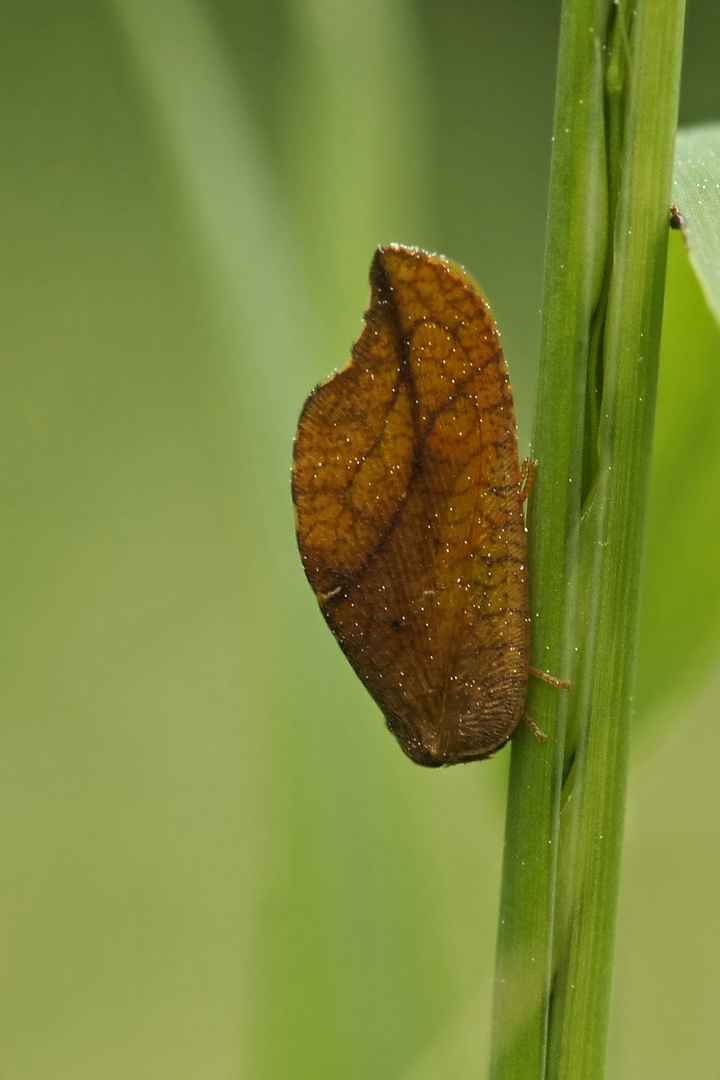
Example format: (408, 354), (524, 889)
(672, 123), (720, 327)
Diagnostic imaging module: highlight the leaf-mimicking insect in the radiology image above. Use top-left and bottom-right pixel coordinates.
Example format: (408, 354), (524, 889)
(292, 244), (541, 766)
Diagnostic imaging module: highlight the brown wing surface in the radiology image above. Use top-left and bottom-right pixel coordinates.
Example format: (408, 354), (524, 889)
(292, 245), (530, 766)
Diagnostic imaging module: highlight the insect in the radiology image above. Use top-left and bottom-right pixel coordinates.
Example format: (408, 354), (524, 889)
(669, 203), (686, 230)
(292, 244), (560, 767)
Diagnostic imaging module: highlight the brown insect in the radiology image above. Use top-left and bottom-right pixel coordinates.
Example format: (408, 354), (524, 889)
(669, 203), (686, 230)
(292, 244), (560, 767)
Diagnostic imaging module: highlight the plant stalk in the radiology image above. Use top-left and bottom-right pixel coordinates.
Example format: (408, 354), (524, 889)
(490, 0), (685, 1076)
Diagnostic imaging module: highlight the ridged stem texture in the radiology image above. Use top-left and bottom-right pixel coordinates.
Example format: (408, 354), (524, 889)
(489, 0), (686, 1077)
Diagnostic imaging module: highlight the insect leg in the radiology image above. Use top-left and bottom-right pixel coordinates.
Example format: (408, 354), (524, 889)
(520, 457), (538, 502)
(521, 711), (547, 742)
(529, 667), (572, 690)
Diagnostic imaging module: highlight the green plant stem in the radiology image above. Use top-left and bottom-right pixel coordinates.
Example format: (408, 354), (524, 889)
(548, 1), (686, 1075)
(490, 0), (610, 1074)
(490, 0), (685, 1077)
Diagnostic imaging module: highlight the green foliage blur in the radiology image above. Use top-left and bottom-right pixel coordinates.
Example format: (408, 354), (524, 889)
(2, 1), (719, 1077)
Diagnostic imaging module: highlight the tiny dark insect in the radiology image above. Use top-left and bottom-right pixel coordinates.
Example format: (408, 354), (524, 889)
(292, 245), (563, 767)
(669, 204), (686, 230)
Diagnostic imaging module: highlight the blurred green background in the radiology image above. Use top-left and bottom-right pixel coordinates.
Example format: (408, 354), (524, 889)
(2, 1), (720, 1077)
